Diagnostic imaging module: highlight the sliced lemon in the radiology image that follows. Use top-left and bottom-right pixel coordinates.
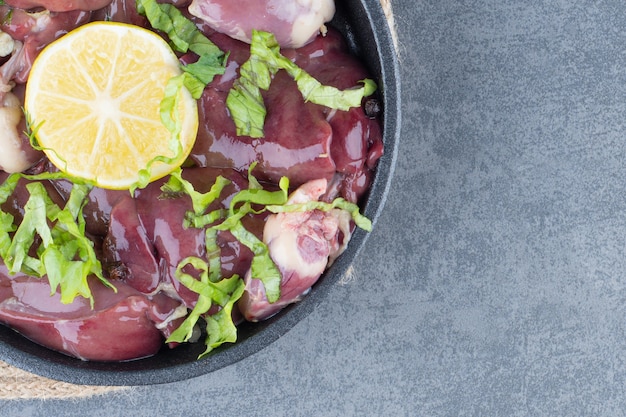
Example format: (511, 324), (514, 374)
(24, 21), (198, 190)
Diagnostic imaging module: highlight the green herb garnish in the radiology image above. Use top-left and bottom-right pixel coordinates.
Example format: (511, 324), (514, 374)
(132, 0), (228, 192)
(0, 174), (114, 307)
(136, 0), (227, 98)
(166, 252), (245, 359)
(160, 164), (372, 357)
(161, 170), (247, 357)
(227, 30), (378, 138)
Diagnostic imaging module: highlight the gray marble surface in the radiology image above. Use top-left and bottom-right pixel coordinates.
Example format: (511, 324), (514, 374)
(3, 0), (626, 415)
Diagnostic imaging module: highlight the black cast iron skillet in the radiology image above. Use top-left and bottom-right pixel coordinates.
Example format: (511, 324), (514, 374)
(0, 0), (401, 386)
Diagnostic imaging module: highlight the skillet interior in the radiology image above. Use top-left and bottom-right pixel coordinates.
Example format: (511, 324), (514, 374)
(0, 0), (401, 386)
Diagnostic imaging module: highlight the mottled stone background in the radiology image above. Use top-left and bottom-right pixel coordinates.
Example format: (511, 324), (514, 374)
(2, 0), (625, 415)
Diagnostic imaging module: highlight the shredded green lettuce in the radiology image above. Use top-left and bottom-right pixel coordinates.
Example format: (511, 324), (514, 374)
(160, 165), (286, 305)
(161, 169), (231, 217)
(160, 163), (372, 356)
(165, 164), (288, 303)
(227, 220), (281, 303)
(133, 74), (186, 192)
(166, 254), (245, 358)
(1, 116), (114, 305)
(209, 169), (289, 303)
(136, 0), (226, 98)
(0, 174), (114, 307)
(136, 0), (222, 57)
(162, 173), (247, 357)
(227, 30), (378, 138)
(158, 167), (286, 356)
(132, 0), (228, 192)
(266, 198), (373, 232)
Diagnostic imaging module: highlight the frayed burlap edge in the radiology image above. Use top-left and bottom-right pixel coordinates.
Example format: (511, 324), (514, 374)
(0, 0), (396, 400)
(0, 360), (126, 400)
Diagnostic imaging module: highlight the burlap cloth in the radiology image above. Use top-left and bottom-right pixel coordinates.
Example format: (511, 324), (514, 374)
(0, 361), (126, 399)
(0, 0), (397, 400)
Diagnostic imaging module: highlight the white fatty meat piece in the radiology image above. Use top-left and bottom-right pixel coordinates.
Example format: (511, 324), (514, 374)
(188, 0), (336, 48)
